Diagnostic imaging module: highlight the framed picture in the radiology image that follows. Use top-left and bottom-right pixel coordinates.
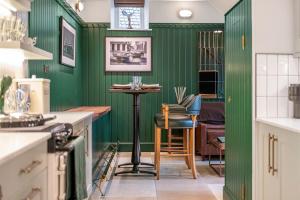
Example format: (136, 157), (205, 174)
(60, 17), (76, 67)
(105, 37), (152, 72)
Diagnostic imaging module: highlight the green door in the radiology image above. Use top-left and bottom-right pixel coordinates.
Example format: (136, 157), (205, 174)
(224, 0), (252, 200)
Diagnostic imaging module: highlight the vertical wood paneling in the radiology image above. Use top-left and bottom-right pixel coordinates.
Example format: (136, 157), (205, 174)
(224, 0), (252, 200)
(82, 23), (224, 151)
(29, 0), (83, 111)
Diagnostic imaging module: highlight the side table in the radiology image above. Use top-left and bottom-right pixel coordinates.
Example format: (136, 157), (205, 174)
(208, 137), (225, 177)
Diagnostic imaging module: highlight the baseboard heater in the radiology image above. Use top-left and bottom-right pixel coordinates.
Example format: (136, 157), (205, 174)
(92, 143), (119, 196)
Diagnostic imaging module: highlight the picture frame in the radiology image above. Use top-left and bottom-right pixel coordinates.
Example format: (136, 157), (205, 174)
(105, 36), (152, 72)
(60, 17), (76, 67)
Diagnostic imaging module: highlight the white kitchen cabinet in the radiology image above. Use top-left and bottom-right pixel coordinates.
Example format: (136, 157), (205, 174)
(0, 142), (48, 200)
(257, 122), (300, 200)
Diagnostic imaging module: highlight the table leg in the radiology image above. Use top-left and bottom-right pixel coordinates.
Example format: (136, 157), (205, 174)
(115, 93), (156, 176)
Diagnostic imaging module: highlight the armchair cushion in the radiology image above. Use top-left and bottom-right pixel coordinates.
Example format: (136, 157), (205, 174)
(198, 102), (224, 125)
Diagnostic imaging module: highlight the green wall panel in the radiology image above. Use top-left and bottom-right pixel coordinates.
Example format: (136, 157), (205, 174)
(82, 23), (224, 150)
(29, 0), (83, 111)
(224, 0), (252, 200)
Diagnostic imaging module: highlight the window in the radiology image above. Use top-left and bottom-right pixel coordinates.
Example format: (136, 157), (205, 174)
(117, 7), (143, 29)
(110, 0), (149, 30)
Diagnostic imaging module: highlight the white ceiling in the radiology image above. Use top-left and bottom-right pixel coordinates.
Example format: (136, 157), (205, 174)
(80, 0), (238, 15)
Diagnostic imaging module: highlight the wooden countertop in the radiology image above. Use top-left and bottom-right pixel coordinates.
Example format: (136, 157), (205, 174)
(67, 106), (111, 121)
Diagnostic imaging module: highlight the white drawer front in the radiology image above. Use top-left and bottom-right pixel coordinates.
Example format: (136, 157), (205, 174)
(0, 142), (47, 199)
(8, 168), (48, 200)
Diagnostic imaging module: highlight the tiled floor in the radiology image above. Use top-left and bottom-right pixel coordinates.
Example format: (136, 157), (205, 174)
(91, 152), (224, 200)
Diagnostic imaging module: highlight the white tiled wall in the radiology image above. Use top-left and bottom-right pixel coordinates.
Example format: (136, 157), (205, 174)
(256, 54), (300, 118)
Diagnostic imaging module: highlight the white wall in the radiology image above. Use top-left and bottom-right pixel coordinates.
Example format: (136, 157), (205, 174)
(252, 0), (294, 54)
(149, 1), (223, 23)
(79, 0), (224, 23)
(208, 0), (238, 14)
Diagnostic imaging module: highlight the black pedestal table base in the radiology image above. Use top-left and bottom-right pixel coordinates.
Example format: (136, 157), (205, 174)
(110, 89), (160, 176)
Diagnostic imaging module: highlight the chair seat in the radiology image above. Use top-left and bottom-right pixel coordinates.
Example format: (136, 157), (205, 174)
(154, 113), (198, 129)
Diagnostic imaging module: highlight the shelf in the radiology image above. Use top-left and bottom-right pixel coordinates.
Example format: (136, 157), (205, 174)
(0, 41), (53, 60)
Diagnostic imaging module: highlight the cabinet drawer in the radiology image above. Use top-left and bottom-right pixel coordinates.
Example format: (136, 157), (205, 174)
(0, 142), (47, 199)
(8, 168), (48, 200)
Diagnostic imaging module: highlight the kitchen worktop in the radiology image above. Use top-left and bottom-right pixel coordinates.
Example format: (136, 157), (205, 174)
(45, 111), (93, 125)
(67, 106), (111, 121)
(256, 118), (300, 134)
(0, 132), (51, 166)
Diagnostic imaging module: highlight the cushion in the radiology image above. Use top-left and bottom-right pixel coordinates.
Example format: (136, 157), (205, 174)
(154, 113), (198, 129)
(198, 102), (224, 125)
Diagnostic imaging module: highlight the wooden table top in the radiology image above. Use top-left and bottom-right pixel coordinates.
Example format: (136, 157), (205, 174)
(67, 106), (111, 121)
(110, 88), (161, 94)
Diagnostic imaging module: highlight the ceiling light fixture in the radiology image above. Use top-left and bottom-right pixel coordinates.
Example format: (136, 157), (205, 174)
(179, 9), (193, 18)
(214, 30), (223, 34)
(75, 0), (84, 12)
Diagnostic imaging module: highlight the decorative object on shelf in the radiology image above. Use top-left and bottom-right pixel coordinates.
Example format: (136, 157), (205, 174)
(60, 16), (76, 67)
(288, 84), (300, 118)
(0, 15), (26, 42)
(0, 76), (12, 114)
(178, 9), (193, 19)
(75, 0), (84, 12)
(23, 36), (37, 46)
(105, 37), (151, 72)
(121, 9), (134, 29)
(174, 86), (186, 104)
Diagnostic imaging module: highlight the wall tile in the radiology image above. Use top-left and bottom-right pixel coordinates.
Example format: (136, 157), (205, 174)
(257, 54), (267, 75)
(278, 55), (288, 75)
(257, 97), (267, 117)
(257, 76), (267, 96)
(289, 76), (299, 85)
(256, 53), (300, 118)
(267, 97), (278, 117)
(289, 55), (298, 75)
(267, 55), (278, 75)
(278, 76), (288, 97)
(278, 97), (288, 117)
(267, 76), (278, 97)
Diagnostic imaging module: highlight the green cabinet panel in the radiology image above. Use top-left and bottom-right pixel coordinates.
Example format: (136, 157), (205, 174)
(81, 23), (224, 151)
(224, 0), (252, 200)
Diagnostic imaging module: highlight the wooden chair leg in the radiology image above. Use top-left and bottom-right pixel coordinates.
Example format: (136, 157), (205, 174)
(183, 129), (191, 169)
(168, 129), (172, 154)
(189, 128), (197, 179)
(156, 127), (161, 180)
(154, 125), (157, 170)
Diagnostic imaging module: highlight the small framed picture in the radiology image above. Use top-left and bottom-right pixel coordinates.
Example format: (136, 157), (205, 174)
(105, 36), (152, 72)
(60, 17), (76, 67)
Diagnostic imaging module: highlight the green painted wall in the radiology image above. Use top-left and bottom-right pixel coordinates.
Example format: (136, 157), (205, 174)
(224, 0), (252, 200)
(82, 23), (223, 150)
(29, 0), (83, 111)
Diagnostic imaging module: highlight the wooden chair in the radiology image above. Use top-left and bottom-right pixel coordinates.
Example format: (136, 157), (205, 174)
(154, 95), (201, 179)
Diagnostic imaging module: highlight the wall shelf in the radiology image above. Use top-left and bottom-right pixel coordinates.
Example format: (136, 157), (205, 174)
(0, 41), (53, 60)
(2, 0), (31, 11)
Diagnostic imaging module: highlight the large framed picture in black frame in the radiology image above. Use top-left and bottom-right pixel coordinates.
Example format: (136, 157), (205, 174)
(60, 17), (76, 67)
(105, 36), (152, 72)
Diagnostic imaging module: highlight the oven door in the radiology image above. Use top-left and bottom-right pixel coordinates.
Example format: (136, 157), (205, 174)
(48, 152), (68, 200)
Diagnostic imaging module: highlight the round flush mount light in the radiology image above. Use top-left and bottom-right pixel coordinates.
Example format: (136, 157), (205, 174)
(179, 9), (193, 18)
(214, 30), (223, 34)
(75, 1), (84, 12)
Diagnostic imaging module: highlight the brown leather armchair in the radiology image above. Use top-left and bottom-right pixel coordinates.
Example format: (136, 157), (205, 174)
(195, 102), (225, 160)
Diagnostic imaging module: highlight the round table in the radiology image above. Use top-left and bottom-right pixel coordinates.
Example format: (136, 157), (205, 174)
(110, 88), (161, 176)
